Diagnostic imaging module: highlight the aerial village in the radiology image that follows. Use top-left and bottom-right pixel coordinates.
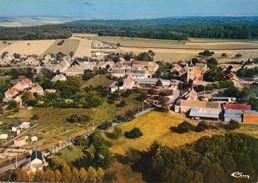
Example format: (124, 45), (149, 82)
(0, 44), (257, 173)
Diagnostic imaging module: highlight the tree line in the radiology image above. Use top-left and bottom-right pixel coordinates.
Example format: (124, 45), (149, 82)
(2, 17), (258, 40)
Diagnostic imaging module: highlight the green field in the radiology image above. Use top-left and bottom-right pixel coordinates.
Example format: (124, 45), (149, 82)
(0, 94), (141, 150)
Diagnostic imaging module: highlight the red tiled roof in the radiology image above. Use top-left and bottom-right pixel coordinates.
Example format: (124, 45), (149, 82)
(6, 87), (19, 95)
(225, 103), (251, 111)
(133, 61), (149, 66)
(20, 78), (32, 85)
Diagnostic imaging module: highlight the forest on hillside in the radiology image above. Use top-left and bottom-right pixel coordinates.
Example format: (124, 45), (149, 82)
(126, 133), (258, 183)
(1, 17), (258, 40)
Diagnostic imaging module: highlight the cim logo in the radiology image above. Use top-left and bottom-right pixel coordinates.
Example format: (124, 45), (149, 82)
(231, 172), (250, 179)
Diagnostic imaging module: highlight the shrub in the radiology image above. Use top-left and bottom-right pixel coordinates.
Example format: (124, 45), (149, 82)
(195, 121), (209, 132)
(224, 120), (241, 130)
(66, 114), (90, 124)
(116, 100), (126, 107)
(105, 126), (122, 140)
(124, 128), (143, 139)
(170, 121), (195, 134)
(98, 122), (113, 130)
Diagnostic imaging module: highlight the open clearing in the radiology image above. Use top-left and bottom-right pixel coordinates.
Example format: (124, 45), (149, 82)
(0, 40), (55, 56)
(84, 75), (114, 88)
(106, 111), (258, 155)
(40, 39), (79, 58)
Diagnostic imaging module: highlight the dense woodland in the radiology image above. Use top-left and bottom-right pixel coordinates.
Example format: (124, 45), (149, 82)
(1, 17), (258, 40)
(128, 134), (258, 183)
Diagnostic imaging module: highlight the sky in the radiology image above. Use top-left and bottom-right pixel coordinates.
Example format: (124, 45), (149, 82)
(0, 0), (258, 19)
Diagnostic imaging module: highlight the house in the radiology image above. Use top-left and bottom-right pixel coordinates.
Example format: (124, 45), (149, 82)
(130, 70), (150, 79)
(110, 81), (119, 93)
(31, 136), (38, 142)
(224, 103), (252, 122)
(30, 151), (45, 172)
(178, 100), (221, 116)
(3, 87), (20, 102)
(12, 124), (20, 132)
(123, 75), (135, 90)
(14, 136), (28, 146)
(80, 61), (97, 71)
(0, 134), (8, 140)
(65, 66), (84, 76)
(51, 74), (67, 82)
(111, 69), (126, 78)
(20, 122), (30, 129)
(30, 85), (44, 96)
(187, 62), (207, 83)
(243, 111), (258, 125)
(14, 79), (33, 91)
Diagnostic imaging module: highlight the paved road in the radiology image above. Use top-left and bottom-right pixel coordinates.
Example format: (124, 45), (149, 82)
(0, 158), (29, 174)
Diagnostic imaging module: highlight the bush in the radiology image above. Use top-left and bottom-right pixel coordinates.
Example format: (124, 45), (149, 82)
(224, 120), (241, 130)
(98, 122), (113, 130)
(195, 121), (209, 132)
(170, 121), (195, 134)
(116, 100), (126, 107)
(124, 128), (143, 139)
(105, 126), (122, 140)
(66, 114), (90, 124)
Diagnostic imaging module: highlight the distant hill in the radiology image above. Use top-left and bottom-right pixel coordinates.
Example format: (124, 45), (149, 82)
(1, 16), (258, 40)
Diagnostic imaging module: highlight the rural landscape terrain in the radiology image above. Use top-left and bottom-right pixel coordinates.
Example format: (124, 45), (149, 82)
(0, 15), (257, 183)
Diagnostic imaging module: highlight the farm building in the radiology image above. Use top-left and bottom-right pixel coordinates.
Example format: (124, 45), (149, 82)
(20, 122), (30, 129)
(224, 103), (252, 122)
(243, 111), (258, 125)
(0, 134), (8, 140)
(177, 100), (221, 116)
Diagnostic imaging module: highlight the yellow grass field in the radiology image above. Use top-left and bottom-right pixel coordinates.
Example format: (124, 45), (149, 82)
(74, 38), (92, 57)
(40, 39), (80, 58)
(0, 41), (14, 51)
(107, 111), (258, 155)
(0, 40), (56, 56)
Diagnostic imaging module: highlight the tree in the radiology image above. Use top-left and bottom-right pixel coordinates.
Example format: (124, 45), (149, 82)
(54, 169), (62, 182)
(82, 70), (95, 81)
(88, 166), (97, 183)
(97, 168), (105, 183)
(156, 79), (163, 87)
(79, 168), (88, 182)
(14, 168), (29, 182)
(71, 167), (79, 182)
(221, 53), (227, 57)
(199, 50), (214, 57)
(207, 58), (218, 69)
(62, 163), (72, 182)
(203, 67), (224, 82)
(45, 169), (55, 182)
(6, 100), (19, 111)
(124, 128), (143, 139)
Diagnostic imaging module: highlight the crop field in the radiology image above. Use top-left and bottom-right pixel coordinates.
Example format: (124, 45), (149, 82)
(40, 39), (80, 58)
(106, 111), (258, 155)
(74, 38), (92, 58)
(0, 40), (55, 56)
(70, 34), (258, 62)
(0, 41), (14, 50)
